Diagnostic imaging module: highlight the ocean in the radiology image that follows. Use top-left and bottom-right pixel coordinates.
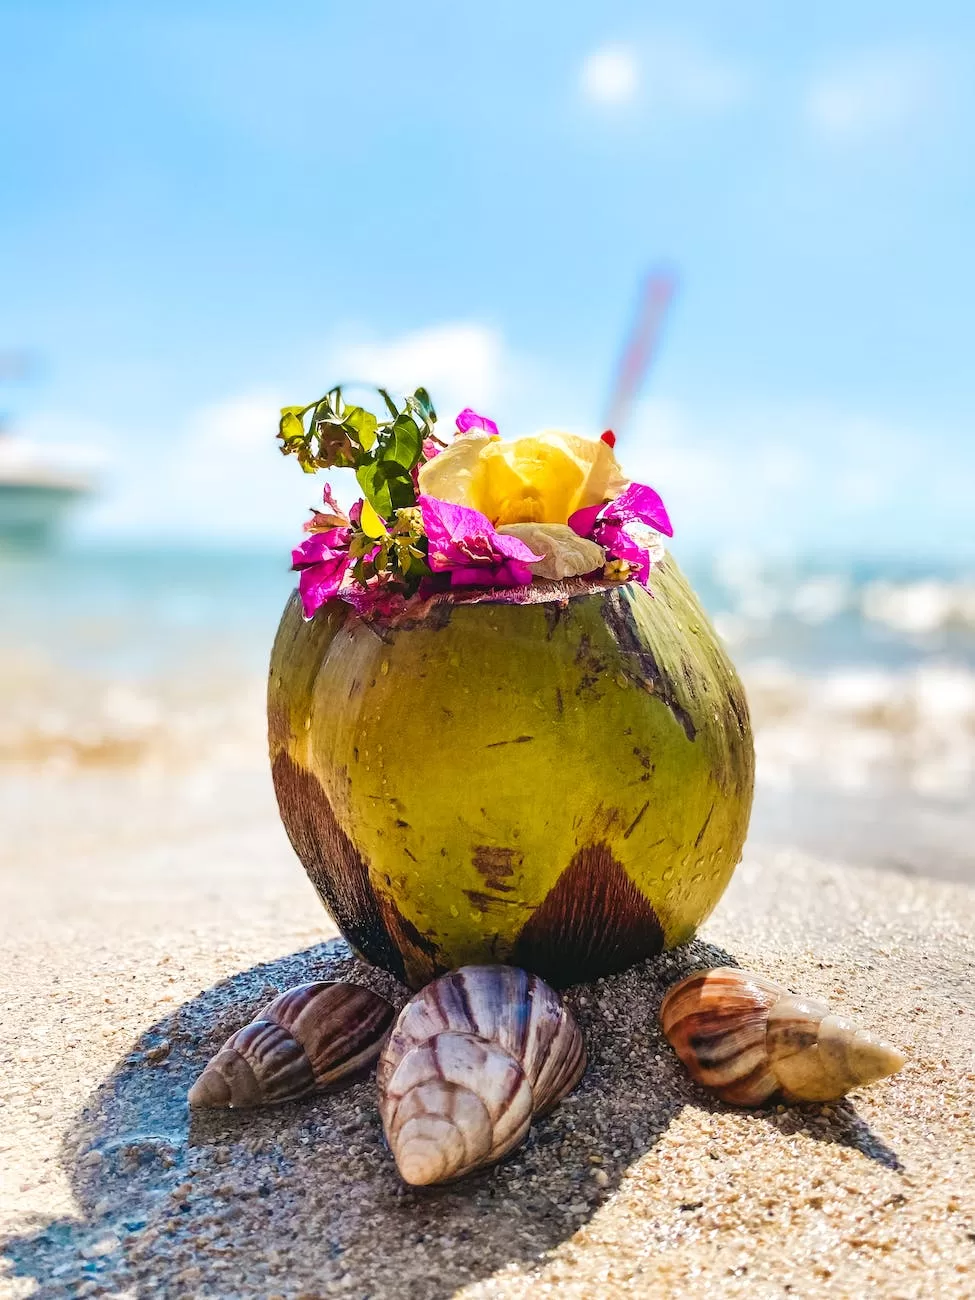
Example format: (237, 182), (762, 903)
(2, 545), (973, 882)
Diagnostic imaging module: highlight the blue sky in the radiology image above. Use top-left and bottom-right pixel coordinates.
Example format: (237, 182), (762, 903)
(2, 0), (973, 558)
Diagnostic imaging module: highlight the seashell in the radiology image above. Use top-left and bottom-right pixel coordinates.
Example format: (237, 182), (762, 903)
(377, 965), (586, 1185)
(660, 967), (906, 1107)
(188, 981), (394, 1109)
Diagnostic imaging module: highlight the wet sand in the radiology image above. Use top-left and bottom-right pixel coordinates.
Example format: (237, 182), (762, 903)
(1, 763), (973, 1299)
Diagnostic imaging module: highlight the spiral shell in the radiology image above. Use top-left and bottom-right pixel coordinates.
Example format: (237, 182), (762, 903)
(377, 965), (586, 1185)
(188, 982), (394, 1109)
(660, 967), (906, 1106)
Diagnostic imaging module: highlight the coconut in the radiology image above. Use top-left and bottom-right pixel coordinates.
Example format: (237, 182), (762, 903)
(268, 556), (754, 990)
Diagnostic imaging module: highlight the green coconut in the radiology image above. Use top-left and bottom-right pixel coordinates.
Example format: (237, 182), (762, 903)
(268, 556), (754, 989)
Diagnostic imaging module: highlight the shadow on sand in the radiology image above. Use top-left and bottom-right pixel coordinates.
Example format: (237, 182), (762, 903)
(2, 939), (902, 1298)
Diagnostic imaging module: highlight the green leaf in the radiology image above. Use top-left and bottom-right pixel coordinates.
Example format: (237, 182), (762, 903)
(357, 460), (415, 516)
(342, 405), (378, 451)
(348, 531), (377, 559)
(377, 387), (400, 419)
(278, 411), (305, 443)
(411, 387), (437, 427)
(382, 413), (423, 471)
(356, 461), (395, 517)
(388, 473), (417, 511)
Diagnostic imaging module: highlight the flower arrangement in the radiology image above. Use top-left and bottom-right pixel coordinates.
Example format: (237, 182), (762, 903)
(278, 387), (673, 619)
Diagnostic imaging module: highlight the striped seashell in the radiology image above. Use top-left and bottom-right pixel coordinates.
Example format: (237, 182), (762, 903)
(188, 982), (394, 1109)
(660, 967), (906, 1107)
(377, 965), (586, 1185)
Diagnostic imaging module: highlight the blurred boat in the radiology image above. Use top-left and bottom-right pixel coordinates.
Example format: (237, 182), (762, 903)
(0, 428), (91, 549)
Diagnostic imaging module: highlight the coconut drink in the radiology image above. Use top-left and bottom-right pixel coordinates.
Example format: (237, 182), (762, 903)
(268, 390), (754, 990)
(187, 391), (907, 1194)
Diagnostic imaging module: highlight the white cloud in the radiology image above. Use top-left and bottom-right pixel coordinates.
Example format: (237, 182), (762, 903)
(580, 46), (639, 105)
(805, 48), (942, 142)
(196, 390), (282, 452)
(580, 36), (746, 113)
(333, 322), (503, 418)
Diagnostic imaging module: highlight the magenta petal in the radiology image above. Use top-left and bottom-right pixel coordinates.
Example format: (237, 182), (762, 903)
(571, 481), (673, 541)
(607, 482), (673, 537)
(495, 560), (536, 586)
(568, 503), (602, 539)
(418, 496), (539, 565)
(417, 495), (541, 583)
(297, 553), (351, 618)
(455, 407), (499, 437)
(491, 531), (542, 564)
(448, 566), (498, 586)
(417, 495), (488, 552)
(448, 560), (534, 588)
(292, 526), (352, 568)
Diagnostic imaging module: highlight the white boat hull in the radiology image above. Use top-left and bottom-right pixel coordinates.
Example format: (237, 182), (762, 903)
(0, 481), (87, 549)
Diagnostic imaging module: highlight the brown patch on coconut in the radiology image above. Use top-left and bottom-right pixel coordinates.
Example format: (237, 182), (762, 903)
(271, 751), (412, 983)
(471, 846), (522, 890)
(373, 896), (445, 991)
(601, 584), (698, 741)
(512, 842), (664, 987)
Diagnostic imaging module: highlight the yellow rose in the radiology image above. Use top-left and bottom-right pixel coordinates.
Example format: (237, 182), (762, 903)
(417, 430), (627, 527)
(416, 430), (627, 582)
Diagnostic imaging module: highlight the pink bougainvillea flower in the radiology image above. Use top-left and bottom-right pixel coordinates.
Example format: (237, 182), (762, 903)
(569, 481), (673, 586)
(570, 481), (673, 539)
(291, 526), (353, 618)
(417, 495), (541, 588)
(455, 408), (499, 438)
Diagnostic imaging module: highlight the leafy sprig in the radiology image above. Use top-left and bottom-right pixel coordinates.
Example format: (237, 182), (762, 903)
(347, 503), (431, 587)
(278, 386), (439, 517)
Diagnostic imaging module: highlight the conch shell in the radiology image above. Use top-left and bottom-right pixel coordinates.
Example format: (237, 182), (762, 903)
(377, 965), (586, 1185)
(660, 967), (906, 1106)
(189, 981), (394, 1109)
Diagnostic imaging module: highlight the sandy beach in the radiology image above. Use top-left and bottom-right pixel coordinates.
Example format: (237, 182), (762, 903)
(2, 748), (973, 1299)
(2, 551), (974, 1297)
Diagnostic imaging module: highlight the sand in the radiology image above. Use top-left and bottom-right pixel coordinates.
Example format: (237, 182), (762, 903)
(1, 763), (974, 1299)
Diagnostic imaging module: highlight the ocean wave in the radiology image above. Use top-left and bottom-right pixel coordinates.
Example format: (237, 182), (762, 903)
(708, 559), (975, 648)
(747, 660), (975, 798)
(861, 579), (975, 636)
(0, 654), (266, 770)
